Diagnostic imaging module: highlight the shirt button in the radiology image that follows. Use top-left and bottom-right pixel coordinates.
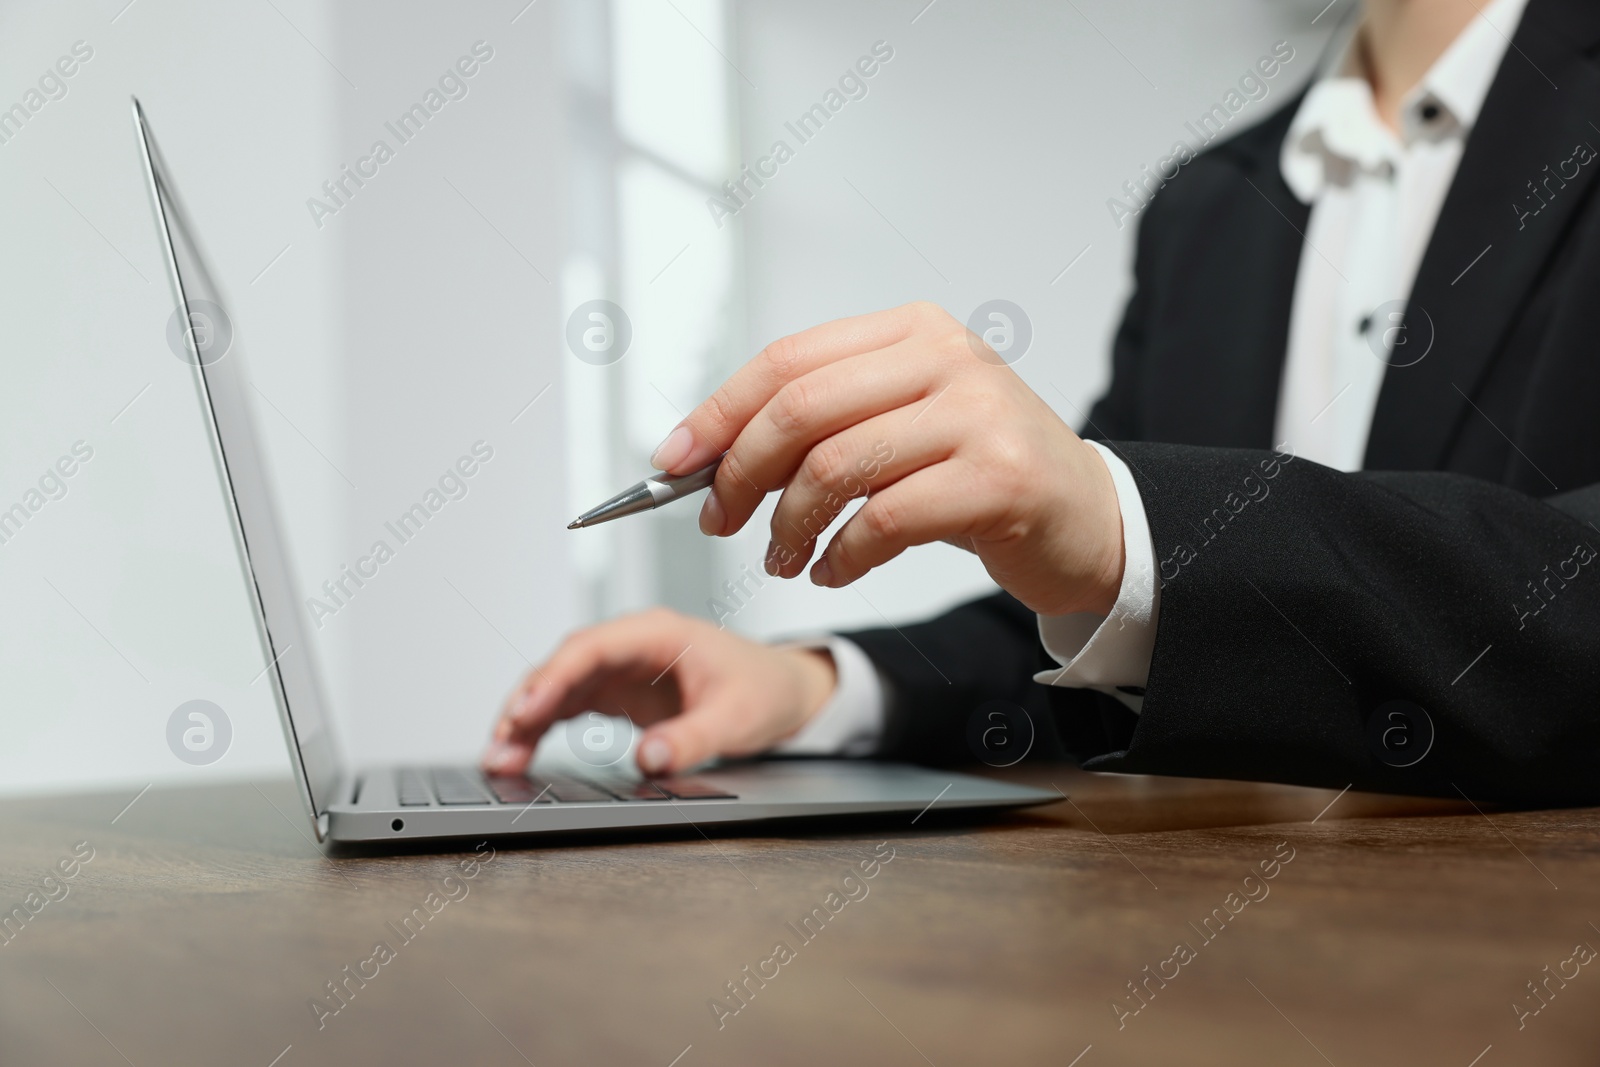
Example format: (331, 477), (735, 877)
(1420, 102), (1441, 122)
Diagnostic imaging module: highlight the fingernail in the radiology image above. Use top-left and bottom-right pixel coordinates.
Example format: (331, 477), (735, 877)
(640, 736), (673, 775)
(810, 557), (833, 587)
(650, 425), (694, 471)
(483, 741), (516, 771)
(699, 489), (726, 536)
(764, 541), (780, 576)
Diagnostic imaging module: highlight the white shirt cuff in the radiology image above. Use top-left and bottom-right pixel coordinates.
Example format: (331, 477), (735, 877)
(1032, 440), (1160, 713)
(771, 635), (888, 756)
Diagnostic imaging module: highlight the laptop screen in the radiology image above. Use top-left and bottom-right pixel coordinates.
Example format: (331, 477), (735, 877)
(133, 99), (344, 830)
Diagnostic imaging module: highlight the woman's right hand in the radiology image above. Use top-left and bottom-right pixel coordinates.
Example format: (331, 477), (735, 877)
(480, 608), (839, 778)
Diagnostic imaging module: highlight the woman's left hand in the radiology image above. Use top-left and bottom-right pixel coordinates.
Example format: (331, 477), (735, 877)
(649, 301), (1126, 618)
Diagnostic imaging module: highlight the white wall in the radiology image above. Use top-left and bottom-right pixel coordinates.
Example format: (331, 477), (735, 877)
(324, 3), (573, 769)
(0, 0), (1335, 798)
(0, 0), (345, 795)
(0, 0), (576, 796)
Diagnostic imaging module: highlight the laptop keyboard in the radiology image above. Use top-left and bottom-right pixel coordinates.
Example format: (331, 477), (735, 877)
(395, 768), (737, 807)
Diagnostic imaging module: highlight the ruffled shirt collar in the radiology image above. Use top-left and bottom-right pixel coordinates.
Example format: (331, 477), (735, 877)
(1282, 0), (1529, 202)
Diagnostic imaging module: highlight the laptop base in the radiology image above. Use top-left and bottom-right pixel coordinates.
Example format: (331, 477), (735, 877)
(327, 759), (1055, 843)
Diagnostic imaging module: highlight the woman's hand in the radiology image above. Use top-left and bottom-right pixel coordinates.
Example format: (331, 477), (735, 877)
(650, 301), (1124, 617)
(482, 609), (838, 777)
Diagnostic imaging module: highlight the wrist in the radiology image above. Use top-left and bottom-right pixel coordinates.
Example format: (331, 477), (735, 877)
(1076, 439), (1126, 617)
(788, 646), (838, 720)
(1028, 440), (1126, 618)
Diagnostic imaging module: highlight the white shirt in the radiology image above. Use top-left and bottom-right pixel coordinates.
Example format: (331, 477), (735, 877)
(779, 0), (1527, 755)
(1275, 0), (1528, 469)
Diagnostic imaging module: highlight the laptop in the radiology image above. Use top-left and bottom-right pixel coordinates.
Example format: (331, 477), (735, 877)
(130, 97), (1055, 845)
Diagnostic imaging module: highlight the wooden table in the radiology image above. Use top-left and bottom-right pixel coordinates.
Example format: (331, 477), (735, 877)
(2, 766), (1598, 1066)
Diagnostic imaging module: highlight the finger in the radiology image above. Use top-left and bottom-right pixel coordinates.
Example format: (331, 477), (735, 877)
(486, 663), (681, 775)
(487, 667), (561, 773)
(501, 671), (682, 750)
(484, 614), (694, 760)
(636, 689), (773, 775)
(514, 629), (688, 738)
(812, 464), (981, 587)
(650, 305), (924, 476)
(766, 406), (957, 577)
(482, 739), (536, 776)
(495, 664), (549, 736)
(486, 667), (688, 776)
(709, 347), (940, 536)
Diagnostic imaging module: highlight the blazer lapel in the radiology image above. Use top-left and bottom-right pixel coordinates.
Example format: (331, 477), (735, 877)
(1364, 0), (1600, 471)
(1227, 133), (1311, 451)
(1156, 100), (1308, 451)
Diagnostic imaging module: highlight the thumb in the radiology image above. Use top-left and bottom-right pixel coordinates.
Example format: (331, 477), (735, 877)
(637, 695), (742, 776)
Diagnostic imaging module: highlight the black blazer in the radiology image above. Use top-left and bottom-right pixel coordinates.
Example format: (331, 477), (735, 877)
(845, 0), (1600, 805)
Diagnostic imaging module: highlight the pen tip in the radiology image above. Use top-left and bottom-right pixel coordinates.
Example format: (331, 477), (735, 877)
(566, 519), (583, 530)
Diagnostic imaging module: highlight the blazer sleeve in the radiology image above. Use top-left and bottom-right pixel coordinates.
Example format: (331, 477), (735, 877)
(842, 589), (1132, 766)
(1069, 441), (1600, 806)
(1081, 172), (1163, 444)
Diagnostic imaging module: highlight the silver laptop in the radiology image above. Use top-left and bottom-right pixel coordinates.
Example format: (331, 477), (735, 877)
(131, 98), (1054, 845)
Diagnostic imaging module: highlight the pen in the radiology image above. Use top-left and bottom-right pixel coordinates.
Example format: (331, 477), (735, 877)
(567, 455), (724, 529)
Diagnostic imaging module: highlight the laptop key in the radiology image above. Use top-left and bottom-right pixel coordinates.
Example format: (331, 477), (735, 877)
(660, 779), (738, 800)
(397, 770), (433, 806)
(615, 781), (673, 801)
(487, 777), (552, 805)
(541, 777), (617, 803)
(431, 769), (493, 806)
